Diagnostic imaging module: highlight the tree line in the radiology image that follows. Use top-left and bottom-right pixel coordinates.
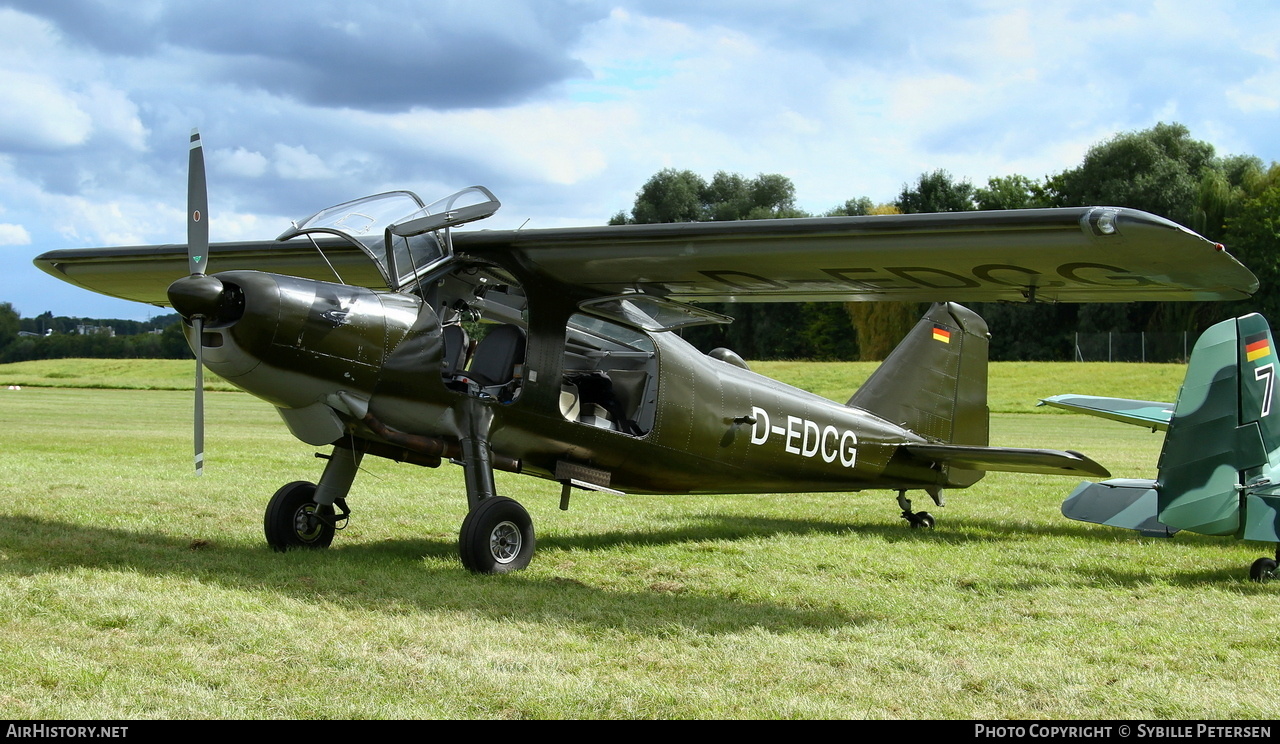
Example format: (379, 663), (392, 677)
(0, 306), (192, 362)
(610, 122), (1280, 360)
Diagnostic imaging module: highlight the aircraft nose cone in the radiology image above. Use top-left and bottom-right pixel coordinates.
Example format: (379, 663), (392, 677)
(168, 274), (225, 320)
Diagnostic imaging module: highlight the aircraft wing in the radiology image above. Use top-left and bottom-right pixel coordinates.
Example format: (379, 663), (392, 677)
(1037, 394), (1173, 431)
(459, 206), (1256, 303)
(903, 443), (1111, 477)
(33, 236), (388, 306)
(34, 206), (1257, 306)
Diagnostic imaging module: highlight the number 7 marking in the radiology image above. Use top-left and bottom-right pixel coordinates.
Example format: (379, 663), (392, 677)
(1255, 363), (1274, 417)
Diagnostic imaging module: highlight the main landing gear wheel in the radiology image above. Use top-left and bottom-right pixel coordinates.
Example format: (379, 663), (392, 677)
(264, 481), (335, 551)
(459, 496), (535, 574)
(1249, 557), (1277, 583)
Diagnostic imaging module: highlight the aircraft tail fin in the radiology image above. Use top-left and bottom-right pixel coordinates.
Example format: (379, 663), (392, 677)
(847, 302), (989, 448)
(1155, 313), (1280, 536)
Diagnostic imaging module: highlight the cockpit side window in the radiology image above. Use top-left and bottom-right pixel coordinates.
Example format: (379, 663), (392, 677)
(561, 314), (658, 436)
(388, 232), (446, 291)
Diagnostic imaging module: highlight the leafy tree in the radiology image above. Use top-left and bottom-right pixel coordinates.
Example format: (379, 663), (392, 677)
(613, 169), (806, 225)
(847, 176), (984, 360)
(1047, 122), (1215, 227)
(975, 175), (1051, 211)
(1045, 123), (1254, 337)
(1219, 171), (1280, 323)
(825, 197), (874, 217)
(0, 302), (18, 350)
(895, 170), (976, 214)
(617, 169), (707, 224)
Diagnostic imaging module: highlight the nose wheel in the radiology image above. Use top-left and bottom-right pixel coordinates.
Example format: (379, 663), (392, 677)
(264, 480), (347, 551)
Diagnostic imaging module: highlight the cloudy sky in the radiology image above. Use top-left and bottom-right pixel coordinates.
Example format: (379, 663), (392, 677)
(3, 0), (1278, 320)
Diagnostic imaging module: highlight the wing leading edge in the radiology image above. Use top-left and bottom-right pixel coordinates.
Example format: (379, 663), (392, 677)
(34, 205), (1257, 307)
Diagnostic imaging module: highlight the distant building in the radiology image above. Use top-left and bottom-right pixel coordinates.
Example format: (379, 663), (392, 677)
(75, 325), (115, 337)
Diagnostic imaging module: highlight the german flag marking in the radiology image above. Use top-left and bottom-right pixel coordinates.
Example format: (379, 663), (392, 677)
(1246, 335), (1271, 362)
(932, 327), (951, 343)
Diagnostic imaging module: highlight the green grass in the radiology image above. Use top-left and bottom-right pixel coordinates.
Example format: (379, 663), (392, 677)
(0, 364), (1276, 719)
(752, 360), (1186, 413)
(0, 358), (236, 391)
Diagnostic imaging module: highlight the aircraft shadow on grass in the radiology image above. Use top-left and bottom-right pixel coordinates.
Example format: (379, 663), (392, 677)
(3, 509), (1260, 633)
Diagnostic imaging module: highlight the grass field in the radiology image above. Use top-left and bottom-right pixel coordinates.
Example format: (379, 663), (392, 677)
(0, 361), (1275, 719)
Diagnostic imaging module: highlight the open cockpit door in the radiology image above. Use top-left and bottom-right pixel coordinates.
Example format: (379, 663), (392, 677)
(277, 186), (501, 293)
(386, 186), (500, 291)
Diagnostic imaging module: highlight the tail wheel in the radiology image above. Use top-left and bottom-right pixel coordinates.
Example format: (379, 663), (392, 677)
(264, 481), (335, 551)
(909, 512), (936, 530)
(1249, 557), (1277, 583)
(459, 496), (535, 574)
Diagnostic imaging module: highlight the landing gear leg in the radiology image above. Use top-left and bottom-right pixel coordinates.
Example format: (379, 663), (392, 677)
(458, 397), (498, 510)
(1249, 545), (1279, 583)
(454, 397), (536, 573)
(314, 444), (361, 520)
(263, 444), (359, 552)
(897, 491), (935, 530)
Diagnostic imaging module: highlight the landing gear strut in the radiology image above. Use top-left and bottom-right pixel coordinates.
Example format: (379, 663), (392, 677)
(455, 396), (536, 573)
(897, 491), (935, 530)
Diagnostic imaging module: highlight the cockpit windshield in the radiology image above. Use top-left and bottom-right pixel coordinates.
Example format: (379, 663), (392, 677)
(277, 187), (500, 292)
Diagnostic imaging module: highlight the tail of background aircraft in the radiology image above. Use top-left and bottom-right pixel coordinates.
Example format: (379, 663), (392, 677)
(1158, 313), (1280, 536)
(1059, 313), (1280, 542)
(847, 301), (989, 448)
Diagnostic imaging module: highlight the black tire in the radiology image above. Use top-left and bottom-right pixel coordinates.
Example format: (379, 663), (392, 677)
(264, 481), (335, 552)
(459, 496), (535, 574)
(910, 512), (936, 530)
(1249, 557), (1277, 583)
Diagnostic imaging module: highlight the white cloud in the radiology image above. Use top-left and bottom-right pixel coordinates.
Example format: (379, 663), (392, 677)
(223, 147), (270, 178)
(0, 71), (94, 150)
(0, 223), (31, 245)
(1227, 70), (1280, 113)
(272, 144), (334, 180)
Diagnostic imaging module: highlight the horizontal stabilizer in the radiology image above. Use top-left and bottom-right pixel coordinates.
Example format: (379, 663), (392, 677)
(1061, 479), (1178, 537)
(903, 443), (1110, 477)
(1038, 394), (1173, 431)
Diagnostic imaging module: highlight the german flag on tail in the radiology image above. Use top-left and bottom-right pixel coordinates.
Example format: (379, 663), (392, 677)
(932, 326), (952, 343)
(1245, 332), (1271, 363)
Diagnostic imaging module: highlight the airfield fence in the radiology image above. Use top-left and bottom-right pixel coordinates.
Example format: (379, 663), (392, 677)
(1073, 332), (1190, 363)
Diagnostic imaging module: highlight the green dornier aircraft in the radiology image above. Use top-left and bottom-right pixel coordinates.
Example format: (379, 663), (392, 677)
(1042, 313), (1280, 582)
(34, 132), (1259, 573)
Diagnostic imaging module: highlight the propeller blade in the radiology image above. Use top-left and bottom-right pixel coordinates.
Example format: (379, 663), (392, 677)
(188, 128), (208, 475)
(194, 315), (205, 476)
(187, 129), (208, 276)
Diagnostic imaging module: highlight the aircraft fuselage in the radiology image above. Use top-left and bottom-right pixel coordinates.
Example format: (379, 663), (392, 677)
(191, 266), (952, 501)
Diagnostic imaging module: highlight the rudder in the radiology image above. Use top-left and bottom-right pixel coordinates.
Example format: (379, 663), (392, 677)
(847, 302), (989, 447)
